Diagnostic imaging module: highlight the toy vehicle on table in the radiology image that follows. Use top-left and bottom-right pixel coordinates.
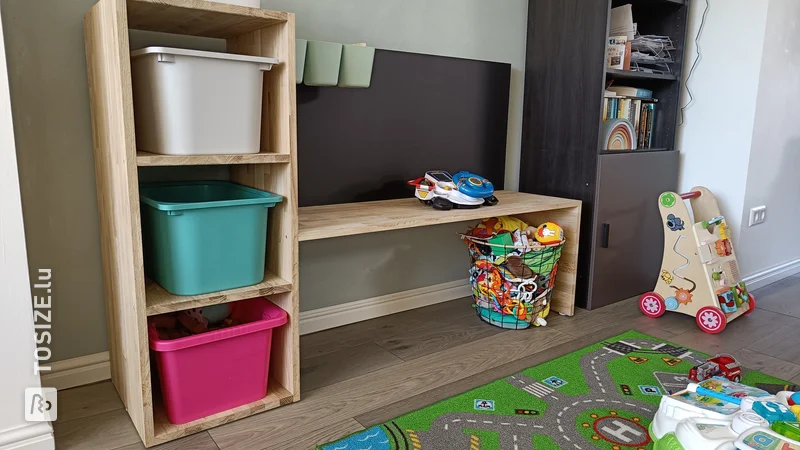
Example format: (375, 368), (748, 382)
(639, 187), (755, 334)
(689, 354), (742, 383)
(407, 170), (498, 210)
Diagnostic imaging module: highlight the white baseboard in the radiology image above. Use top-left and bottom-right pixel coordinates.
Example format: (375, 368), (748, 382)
(743, 258), (800, 291)
(0, 424), (54, 450)
(299, 279), (472, 335)
(40, 351), (110, 391)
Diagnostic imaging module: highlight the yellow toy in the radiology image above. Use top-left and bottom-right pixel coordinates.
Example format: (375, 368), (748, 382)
(640, 187), (755, 334)
(534, 222), (564, 245)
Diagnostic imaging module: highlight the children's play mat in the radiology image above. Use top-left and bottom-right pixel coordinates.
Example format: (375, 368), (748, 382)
(317, 330), (790, 450)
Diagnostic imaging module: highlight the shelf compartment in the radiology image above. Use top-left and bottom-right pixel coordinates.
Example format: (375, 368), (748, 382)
(152, 378), (293, 445)
(136, 151), (291, 166)
(606, 69), (677, 81)
(600, 148), (671, 155)
(145, 270), (292, 316)
(299, 190), (582, 241)
(127, 0), (288, 39)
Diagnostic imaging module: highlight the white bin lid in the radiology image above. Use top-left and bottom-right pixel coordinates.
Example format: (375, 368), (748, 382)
(131, 46), (280, 67)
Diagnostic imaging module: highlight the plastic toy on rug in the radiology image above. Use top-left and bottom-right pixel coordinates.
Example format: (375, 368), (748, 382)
(407, 170), (498, 210)
(461, 216), (564, 330)
(640, 187), (755, 334)
(649, 377), (800, 450)
(689, 353), (742, 383)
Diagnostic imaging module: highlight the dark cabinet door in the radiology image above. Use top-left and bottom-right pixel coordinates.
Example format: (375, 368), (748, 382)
(588, 151), (679, 309)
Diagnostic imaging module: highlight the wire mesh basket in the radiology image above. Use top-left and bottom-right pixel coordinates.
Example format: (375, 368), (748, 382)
(462, 235), (564, 330)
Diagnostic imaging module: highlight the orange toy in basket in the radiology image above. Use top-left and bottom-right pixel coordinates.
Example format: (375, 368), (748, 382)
(639, 187), (754, 334)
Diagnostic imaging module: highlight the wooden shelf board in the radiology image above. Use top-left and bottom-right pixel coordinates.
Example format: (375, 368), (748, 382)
(299, 190), (582, 241)
(606, 69), (678, 81)
(127, 0), (288, 39)
(152, 379), (293, 445)
(599, 148), (671, 155)
(136, 151), (291, 167)
(145, 271), (292, 316)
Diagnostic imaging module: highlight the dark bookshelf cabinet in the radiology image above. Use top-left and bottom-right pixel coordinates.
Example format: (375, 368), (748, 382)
(520, 0), (689, 309)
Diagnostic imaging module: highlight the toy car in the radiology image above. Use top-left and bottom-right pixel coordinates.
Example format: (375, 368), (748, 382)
(689, 354), (742, 383)
(407, 170), (497, 210)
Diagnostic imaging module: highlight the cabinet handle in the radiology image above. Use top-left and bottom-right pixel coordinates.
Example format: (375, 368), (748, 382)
(601, 223), (610, 248)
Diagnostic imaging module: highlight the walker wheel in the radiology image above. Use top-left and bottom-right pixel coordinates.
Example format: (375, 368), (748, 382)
(696, 306), (727, 334)
(743, 293), (756, 315)
(639, 292), (666, 318)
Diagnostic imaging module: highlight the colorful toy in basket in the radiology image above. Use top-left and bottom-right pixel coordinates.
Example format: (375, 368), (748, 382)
(462, 217), (564, 329)
(649, 377), (800, 450)
(640, 187), (755, 334)
(407, 170), (498, 210)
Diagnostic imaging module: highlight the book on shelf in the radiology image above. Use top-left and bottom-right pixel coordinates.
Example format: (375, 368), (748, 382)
(607, 86), (653, 99)
(603, 94), (656, 150)
(606, 36), (628, 70)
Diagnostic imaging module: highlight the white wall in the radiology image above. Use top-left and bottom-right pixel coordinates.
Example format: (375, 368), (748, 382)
(263, 0), (528, 311)
(677, 0), (770, 244)
(736, 0), (800, 276)
(0, 9), (54, 449)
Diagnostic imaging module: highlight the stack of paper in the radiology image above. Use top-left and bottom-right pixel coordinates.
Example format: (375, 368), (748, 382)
(610, 5), (635, 40)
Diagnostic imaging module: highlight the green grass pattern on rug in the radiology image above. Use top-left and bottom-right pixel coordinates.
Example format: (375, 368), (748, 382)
(317, 330), (791, 450)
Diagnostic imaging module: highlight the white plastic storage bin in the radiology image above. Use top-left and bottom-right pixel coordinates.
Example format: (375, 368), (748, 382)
(130, 47), (279, 155)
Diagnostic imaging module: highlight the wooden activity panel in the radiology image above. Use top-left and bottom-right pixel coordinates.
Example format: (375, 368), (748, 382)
(639, 186), (754, 334)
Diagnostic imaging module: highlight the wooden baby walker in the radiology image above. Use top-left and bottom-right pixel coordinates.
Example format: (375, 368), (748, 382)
(640, 186), (755, 334)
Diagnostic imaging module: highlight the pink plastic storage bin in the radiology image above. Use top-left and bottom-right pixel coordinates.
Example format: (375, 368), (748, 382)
(148, 297), (287, 424)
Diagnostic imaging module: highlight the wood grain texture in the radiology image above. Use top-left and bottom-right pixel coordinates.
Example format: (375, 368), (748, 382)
(84, 0), (153, 444)
(735, 348), (800, 381)
(228, 16), (300, 402)
(374, 313), (506, 361)
(520, 0), (609, 309)
(57, 381), (124, 423)
(126, 0), (287, 38)
(54, 408), (142, 450)
(301, 343), (403, 392)
(207, 327), (573, 449)
(516, 205), (581, 316)
(299, 191), (582, 241)
(669, 306), (800, 356)
(145, 271), (291, 315)
(151, 380), (293, 445)
(300, 298), (475, 360)
(116, 432), (220, 450)
(747, 325), (800, 364)
(136, 151), (290, 166)
(354, 325), (634, 428)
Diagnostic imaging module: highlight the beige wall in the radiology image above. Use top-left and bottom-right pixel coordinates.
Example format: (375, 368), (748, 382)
(3, 0), (108, 361)
(4, 0), (526, 361)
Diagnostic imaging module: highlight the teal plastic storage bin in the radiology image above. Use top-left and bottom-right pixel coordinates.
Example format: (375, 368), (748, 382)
(139, 181), (283, 296)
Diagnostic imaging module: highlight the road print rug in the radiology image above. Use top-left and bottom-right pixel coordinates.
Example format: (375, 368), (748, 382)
(317, 330), (790, 450)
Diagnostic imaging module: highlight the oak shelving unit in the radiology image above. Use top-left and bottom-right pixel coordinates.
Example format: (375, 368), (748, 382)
(84, 0), (298, 446)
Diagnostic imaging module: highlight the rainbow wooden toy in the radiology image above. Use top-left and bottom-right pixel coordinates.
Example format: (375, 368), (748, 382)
(640, 186), (755, 333)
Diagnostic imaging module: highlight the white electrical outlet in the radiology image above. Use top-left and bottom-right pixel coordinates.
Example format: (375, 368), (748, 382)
(749, 205), (767, 226)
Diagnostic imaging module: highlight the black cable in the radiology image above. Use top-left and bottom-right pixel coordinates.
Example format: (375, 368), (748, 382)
(680, 0), (710, 126)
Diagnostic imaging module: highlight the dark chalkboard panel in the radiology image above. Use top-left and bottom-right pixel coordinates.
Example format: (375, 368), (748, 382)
(297, 49), (511, 207)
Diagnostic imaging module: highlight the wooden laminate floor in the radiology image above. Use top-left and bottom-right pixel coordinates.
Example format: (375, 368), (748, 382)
(54, 275), (800, 449)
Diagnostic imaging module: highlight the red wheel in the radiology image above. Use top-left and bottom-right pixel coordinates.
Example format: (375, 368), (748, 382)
(743, 293), (756, 315)
(696, 307), (727, 334)
(640, 292), (666, 318)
